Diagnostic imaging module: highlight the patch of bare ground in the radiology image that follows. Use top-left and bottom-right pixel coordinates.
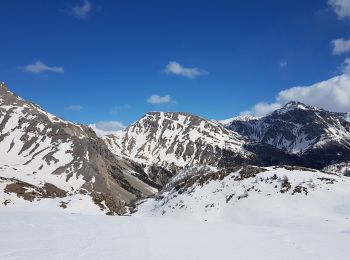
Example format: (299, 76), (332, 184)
(4, 179), (67, 202)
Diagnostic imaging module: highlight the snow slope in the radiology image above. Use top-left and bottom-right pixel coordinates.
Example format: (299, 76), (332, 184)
(136, 166), (350, 228)
(1, 166), (350, 260)
(0, 212), (349, 260)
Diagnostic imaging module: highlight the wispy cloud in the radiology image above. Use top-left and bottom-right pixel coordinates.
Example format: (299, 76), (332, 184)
(341, 57), (350, 74)
(89, 121), (125, 136)
(70, 0), (92, 19)
(328, 0), (350, 19)
(147, 94), (173, 104)
(164, 61), (208, 78)
(279, 60), (288, 68)
(240, 102), (282, 117)
(65, 105), (84, 111)
(331, 38), (350, 55)
(22, 61), (64, 74)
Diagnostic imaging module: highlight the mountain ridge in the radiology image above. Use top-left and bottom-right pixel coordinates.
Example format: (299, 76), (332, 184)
(2, 82), (350, 216)
(0, 83), (158, 214)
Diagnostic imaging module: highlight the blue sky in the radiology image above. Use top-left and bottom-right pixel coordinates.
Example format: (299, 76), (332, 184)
(1, 0), (350, 132)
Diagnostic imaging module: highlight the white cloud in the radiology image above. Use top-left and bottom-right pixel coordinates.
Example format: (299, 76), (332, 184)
(242, 73), (350, 116)
(279, 61), (288, 68)
(65, 105), (84, 111)
(328, 0), (350, 19)
(241, 102), (282, 117)
(71, 0), (92, 19)
(23, 61), (64, 74)
(342, 57), (350, 74)
(331, 38), (350, 55)
(147, 94), (172, 104)
(164, 61), (207, 78)
(89, 121), (125, 136)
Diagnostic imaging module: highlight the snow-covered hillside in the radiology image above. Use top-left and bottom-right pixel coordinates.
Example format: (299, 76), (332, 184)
(323, 161), (350, 176)
(136, 165), (350, 226)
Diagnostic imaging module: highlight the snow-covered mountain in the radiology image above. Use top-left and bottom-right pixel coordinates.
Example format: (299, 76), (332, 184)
(226, 101), (350, 153)
(0, 83), (157, 214)
(225, 101), (350, 170)
(2, 81), (350, 218)
(104, 102), (350, 177)
(103, 111), (251, 186)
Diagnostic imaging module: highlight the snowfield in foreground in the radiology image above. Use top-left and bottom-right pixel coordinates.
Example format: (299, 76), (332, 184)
(1, 166), (350, 260)
(0, 212), (350, 260)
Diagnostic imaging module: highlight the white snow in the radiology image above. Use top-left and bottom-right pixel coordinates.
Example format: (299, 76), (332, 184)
(219, 114), (260, 125)
(1, 166), (350, 260)
(136, 167), (350, 228)
(0, 211), (349, 260)
(345, 112), (350, 123)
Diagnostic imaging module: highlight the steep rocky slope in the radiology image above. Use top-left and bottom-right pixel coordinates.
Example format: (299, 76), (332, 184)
(0, 83), (156, 214)
(103, 111), (251, 186)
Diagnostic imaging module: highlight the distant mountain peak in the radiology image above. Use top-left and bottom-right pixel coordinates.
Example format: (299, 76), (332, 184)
(279, 101), (320, 112)
(226, 100), (350, 159)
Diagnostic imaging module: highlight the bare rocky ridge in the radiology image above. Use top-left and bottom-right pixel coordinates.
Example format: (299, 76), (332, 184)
(0, 83), (157, 214)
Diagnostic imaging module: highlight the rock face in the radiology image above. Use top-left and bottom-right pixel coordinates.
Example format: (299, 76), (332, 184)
(225, 101), (350, 170)
(0, 83), (157, 214)
(103, 111), (251, 185)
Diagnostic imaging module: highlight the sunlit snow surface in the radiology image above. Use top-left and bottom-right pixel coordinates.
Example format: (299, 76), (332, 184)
(0, 212), (349, 260)
(1, 167), (350, 260)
